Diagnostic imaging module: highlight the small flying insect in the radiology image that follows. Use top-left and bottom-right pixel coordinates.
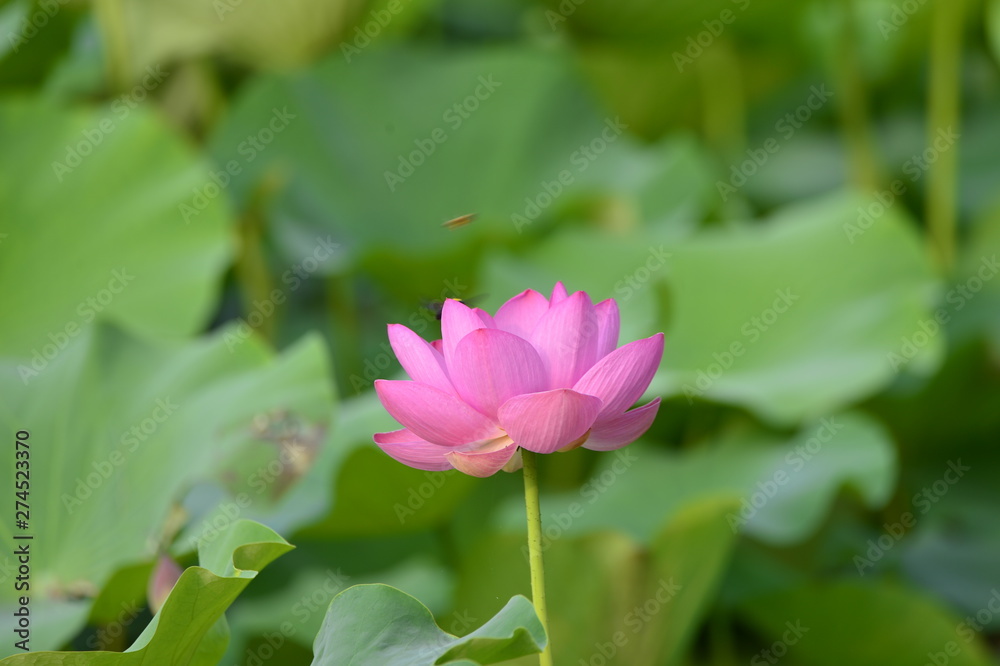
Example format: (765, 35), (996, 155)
(422, 294), (488, 320)
(442, 213), (476, 230)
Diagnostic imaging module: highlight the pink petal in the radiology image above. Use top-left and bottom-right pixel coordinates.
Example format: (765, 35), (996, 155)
(374, 379), (502, 446)
(594, 299), (620, 360)
(450, 328), (547, 417)
(441, 299), (490, 370)
(430, 339), (443, 353)
(494, 289), (550, 339)
(529, 291), (599, 388)
(374, 429), (453, 471)
(583, 398), (661, 451)
(498, 388), (602, 454)
(550, 282), (569, 305)
(474, 308), (497, 327)
(573, 333), (664, 419)
(446, 440), (519, 477)
(374, 428), (421, 444)
(388, 324), (452, 394)
(502, 449), (523, 472)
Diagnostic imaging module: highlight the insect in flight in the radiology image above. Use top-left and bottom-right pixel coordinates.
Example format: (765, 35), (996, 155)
(441, 213), (476, 230)
(422, 294), (488, 320)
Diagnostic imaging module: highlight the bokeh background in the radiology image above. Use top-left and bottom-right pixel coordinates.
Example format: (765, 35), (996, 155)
(2, 0), (1000, 663)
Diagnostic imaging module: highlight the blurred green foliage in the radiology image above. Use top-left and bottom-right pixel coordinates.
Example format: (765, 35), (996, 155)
(1, 0), (1000, 663)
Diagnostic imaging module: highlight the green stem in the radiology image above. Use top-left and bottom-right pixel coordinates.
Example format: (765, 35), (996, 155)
(831, 0), (881, 194)
(699, 39), (748, 222)
(234, 183), (277, 343)
(93, 0), (130, 92)
(522, 449), (553, 666)
(927, 0), (965, 272)
(699, 39), (745, 171)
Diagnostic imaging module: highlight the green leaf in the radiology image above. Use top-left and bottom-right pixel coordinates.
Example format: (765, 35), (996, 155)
(493, 412), (896, 546)
(635, 498), (739, 665)
(2, 520), (293, 665)
(657, 192), (940, 424)
(221, 555), (451, 662)
(0, 325), (333, 654)
(739, 581), (995, 666)
(556, 0), (817, 139)
(482, 192), (940, 426)
(0, 0), (81, 88)
(86, 562), (152, 627)
(210, 47), (706, 265)
(988, 0), (1000, 70)
(902, 499), (1000, 629)
(0, 2), (30, 61)
(0, 97), (233, 357)
(103, 0), (365, 80)
(310, 584), (545, 666)
(210, 48), (593, 256)
(453, 530), (637, 666)
(198, 518), (296, 578)
(452, 498), (737, 665)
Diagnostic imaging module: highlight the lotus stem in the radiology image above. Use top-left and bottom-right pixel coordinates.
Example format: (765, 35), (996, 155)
(522, 449), (553, 666)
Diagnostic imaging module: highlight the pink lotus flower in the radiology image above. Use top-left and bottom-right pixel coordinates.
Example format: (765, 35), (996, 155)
(373, 283), (664, 477)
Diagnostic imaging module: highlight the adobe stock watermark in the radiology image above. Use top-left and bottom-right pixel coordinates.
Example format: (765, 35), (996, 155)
(716, 84), (833, 201)
(672, 0), (752, 72)
(613, 246), (672, 303)
(886, 254), (998, 372)
(88, 600), (143, 650)
(240, 569), (351, 666)
(0, 556), (15, 587)
(923, 589), (1000, 666)
(877, 0), (929, 39)
(522, 449), (638, 561)
(446, 609), (480, 636)
(51, 66), (170, 181)
(61, 397), (180, 514)
(179, 106), (297, 224)
(340, 0), (412, 62)
(511, 117), (628, 232)
(751, 620), (809, 665)
(854, 459), (970, 575)
(349, 278), (468, 394)
(578, 578), (682, 666)
(393, 470), (450, 524)
(384, 75), (502, 192)
(726, 417), (844, 532)
(186, 420), (322, 552)
(844, 126), (959, 243)
(17, 269), (135, 385)
(544, 0), (586, 30)
(6, 0), (71, 55)
(213, 0), (243, 20)
(223, 235), (340, 352)
(681, 288), (799, 403)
